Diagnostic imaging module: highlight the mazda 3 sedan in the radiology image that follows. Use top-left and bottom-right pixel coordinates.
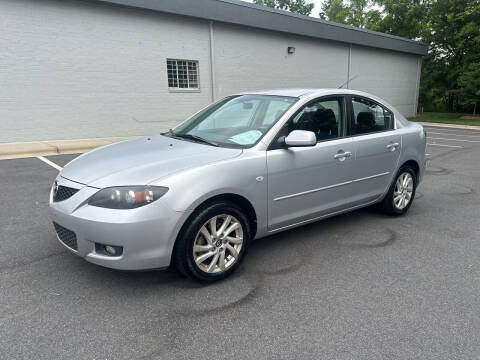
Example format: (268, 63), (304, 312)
(49, 89), (426, 282)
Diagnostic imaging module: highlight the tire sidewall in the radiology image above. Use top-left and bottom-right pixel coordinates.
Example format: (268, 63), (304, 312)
(178, 202), (251, 282)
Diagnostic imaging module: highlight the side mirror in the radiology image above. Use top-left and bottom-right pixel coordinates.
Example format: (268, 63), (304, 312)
(284, 130), (317, 147)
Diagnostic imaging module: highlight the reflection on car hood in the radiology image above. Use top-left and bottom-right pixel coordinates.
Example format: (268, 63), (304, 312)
(60, 135), (243, 188)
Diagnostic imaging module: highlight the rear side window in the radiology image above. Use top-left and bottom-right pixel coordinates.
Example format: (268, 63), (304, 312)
(352, 97), (393, 135)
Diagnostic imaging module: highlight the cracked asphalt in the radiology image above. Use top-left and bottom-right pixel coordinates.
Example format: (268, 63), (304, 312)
(1, 126), (479, 359)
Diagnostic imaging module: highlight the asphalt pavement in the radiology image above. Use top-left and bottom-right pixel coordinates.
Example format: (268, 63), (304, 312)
(0, 125), (479, 359)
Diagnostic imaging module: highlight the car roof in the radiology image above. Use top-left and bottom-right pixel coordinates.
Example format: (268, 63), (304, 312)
(234, 88), (399, 115)
(235, 88), (324, 98)
(235, 88), (376, 98)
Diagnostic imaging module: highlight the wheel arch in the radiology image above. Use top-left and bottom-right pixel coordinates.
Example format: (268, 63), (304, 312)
(195, 193), (257, 237)
(379, 158), (420, 203)
(170, 192), (258, 267)
(400, 159), (420, 180)
(174, 192), (258, 244)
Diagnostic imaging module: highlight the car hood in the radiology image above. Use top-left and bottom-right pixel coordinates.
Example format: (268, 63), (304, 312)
(60, 135), (243, 188)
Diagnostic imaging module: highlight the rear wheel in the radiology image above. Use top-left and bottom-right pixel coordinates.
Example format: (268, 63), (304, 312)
(380, 165), (416, 216)
(173, 201), (250, 282)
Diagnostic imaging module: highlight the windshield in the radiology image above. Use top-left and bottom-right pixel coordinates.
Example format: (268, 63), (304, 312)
(170, 95), (298, 148)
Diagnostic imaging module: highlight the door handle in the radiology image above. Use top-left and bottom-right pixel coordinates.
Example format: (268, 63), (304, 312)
(334, 151), (352, 160)
(386, 142), (400, 151)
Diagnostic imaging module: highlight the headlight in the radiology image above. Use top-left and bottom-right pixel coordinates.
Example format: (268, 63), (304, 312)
(88, 186), (168, 209)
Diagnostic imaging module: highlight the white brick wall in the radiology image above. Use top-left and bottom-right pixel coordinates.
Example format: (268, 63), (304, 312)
(213, 23), (350, 98)
(0, 0), (212, 142)
(0, 0), (421, 143)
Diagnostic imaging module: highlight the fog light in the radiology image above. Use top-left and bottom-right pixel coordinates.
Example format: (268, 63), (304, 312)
(105, 245), (116, 255)
(95, 243), (123, 256)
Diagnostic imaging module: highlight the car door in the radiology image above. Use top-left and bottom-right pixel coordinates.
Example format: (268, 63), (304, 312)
(348, 96), (401, 204)
(266, 96), (357, 231)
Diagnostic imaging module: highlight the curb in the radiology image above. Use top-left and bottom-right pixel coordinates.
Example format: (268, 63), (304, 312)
(417, 122), (480, 131)
(0, 136), (136, 160)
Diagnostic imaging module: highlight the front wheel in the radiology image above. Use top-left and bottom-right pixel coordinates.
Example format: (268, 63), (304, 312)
(380, 165), (417, 216)
(173, 201), (251, 282)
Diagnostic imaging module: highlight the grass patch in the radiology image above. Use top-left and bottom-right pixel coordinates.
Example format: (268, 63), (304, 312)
(408, 112), (480, 126)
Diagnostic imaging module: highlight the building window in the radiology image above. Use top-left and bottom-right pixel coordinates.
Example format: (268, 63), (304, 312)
(167, 59), (199, 90)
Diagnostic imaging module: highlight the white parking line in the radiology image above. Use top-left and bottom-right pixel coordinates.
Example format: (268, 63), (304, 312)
(427, 131), (480, 138)
(427, 143), (463, 148)
(428, 137), (480, 143)
(424, 127), (480, 134)
(37, 156), (63, 171)
(423, 124), (480, 130)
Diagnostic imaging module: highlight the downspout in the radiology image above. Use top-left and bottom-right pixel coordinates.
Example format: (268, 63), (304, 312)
(209, 21), (216, 102)
(413, 57), (422, 115)
(347, 44), (352, 89)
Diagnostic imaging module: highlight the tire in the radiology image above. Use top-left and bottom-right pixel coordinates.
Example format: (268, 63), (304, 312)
(380, 165), (417, 216)
(173, 201), (251, 282)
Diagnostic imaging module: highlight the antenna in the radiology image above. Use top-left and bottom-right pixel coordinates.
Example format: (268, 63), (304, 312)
(337, 75), (358, 89)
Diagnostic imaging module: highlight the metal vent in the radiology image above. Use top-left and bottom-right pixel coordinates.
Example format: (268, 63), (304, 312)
(53, 185), (79, 202)
(53, 222), (78, 250)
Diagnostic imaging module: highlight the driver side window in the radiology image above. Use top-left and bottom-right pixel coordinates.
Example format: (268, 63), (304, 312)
(289, 97), (345, 141)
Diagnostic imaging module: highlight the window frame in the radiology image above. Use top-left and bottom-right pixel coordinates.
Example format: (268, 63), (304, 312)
(268, 95), (348, 150)
(347, 95), (396, 136)
(166, 58), (200, 92)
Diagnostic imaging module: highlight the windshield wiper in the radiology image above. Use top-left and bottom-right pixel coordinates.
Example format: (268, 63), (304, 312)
(175, 133), (219, 147)
(164, 130), (219, 147)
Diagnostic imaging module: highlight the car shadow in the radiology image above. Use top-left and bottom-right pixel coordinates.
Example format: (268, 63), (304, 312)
(76, 205), (397, 288)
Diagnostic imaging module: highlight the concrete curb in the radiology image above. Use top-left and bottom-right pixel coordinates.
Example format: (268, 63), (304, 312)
(0, 136), (136, 160)
(417, 122), (480, 130)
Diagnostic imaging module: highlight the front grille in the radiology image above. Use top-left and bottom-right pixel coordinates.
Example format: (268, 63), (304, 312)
(53, 222), (78, 250)
(53, 185), (79, 202)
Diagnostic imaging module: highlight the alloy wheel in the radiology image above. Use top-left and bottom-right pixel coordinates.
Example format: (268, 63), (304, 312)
(393, 172), (414, 210)
(193, 214), (244, 274)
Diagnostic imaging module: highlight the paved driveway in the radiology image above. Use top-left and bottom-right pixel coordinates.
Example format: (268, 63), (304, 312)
(1, 126), (479, 359)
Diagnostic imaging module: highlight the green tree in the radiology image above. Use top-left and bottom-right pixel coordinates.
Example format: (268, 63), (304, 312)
(319, 0), (382, 29)
(373, 0), (427, 39)
(457, 63), (480, 114)
(319, 0), (348, 23)
(421, 0), (480, 112)
(253, 0), (314, 16)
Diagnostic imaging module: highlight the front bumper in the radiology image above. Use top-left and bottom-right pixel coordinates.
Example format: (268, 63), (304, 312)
(48, 176), (187, 270)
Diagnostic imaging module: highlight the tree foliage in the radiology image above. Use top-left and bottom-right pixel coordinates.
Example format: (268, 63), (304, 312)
(320, 0), (426, 37)
(421, 0), (480, 112)
(319, 0), (382, 29)
(457, 63), (480, 114)
(252, 0), (314, 16)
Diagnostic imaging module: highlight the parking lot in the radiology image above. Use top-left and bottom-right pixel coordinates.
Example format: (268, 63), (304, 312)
(1, 125), (479, 359)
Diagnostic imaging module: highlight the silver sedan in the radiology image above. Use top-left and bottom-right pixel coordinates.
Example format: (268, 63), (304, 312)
(49, 89), (426, 282)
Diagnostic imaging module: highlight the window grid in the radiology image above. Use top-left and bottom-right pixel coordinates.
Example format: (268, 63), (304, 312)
(167, 59), (199, 89)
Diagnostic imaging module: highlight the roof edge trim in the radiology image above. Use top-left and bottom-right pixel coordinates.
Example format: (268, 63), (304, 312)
(83, 0), (429, 56)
